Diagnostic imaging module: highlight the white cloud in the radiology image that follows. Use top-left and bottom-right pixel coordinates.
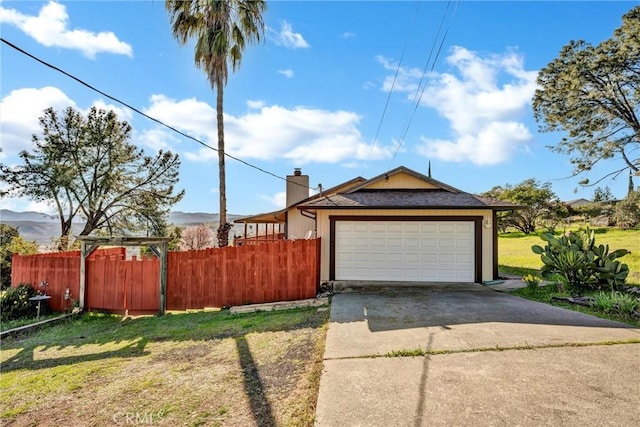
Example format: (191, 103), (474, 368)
(269, 21), (309, 49)
(0, 1), (132, 58)
(143, 95), (392, 165)
(0, 87), (143, 158)
(260, 191), (286, 208)
(89, 100), (133, 122)
(144, 94), (217, 145)
(0, 87), (76, 157)
(247, 100), (265, 110)
(377, 55), (423, 93)
(385, 46), (538, 165)
(277, 69), (294, 78)
(417, 121), (532, 165)
(0, 192), (55, 214)
(137, 128), (178, 152)
(342, 32), (356, 39)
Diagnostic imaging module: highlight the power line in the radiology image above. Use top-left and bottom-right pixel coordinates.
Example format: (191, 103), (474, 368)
(388, 0), (459, 168)
(369, 0), (421, 156)
(0, 37), (314, 191)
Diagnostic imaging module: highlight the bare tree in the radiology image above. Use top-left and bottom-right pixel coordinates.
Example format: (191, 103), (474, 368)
(179, 224), (215, 250)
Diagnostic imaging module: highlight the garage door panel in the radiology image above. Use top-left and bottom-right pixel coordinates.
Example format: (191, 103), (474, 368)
(439, 223), (455, 233)
(370, 237), (385, 248)
(404, 237), (420, 248)
(405, 253), (420, 263)
(421, 238), (438, 249)
(387, 252), (403, 262)
(387, 223), (404, 233)
(439, 238), (455, 249)
(422, 253), (438, 263)
(369, 223), (387, 233)
(336, 220), (475, 282)
(404, 223), (420, 233)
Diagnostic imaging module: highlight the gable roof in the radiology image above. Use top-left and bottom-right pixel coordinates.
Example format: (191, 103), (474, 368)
(235, 175), (367, 223)
(298, 166), (519, 211)
(297, 190), (517, 210)
(344, 166), (462, 194)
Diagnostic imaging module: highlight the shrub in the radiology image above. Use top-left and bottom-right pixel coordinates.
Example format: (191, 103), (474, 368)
(593, 291), (639, 317)
(0, 283), (50, 322)
(593, 291), (616, 313)
(532, 227), (629, 296)
(613, 292), (639, 316)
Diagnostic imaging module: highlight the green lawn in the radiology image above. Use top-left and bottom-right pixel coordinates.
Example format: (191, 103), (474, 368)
(499, 227), (640, 285)
(1, 307), (329, 426)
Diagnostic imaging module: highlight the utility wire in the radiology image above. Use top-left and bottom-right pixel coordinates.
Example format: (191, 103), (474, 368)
(388, 0), (459, 167)
(369, 0), (421, 156)
(1, 37), (314, 191)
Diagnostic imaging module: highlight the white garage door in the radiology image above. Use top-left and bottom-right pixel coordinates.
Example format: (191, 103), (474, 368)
(335, 221), (475, 282)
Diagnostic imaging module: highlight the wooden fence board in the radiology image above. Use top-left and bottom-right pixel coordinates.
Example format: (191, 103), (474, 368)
(12, 239), (320, 313)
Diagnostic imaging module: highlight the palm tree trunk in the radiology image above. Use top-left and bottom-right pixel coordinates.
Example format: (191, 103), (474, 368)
(216, 81), (230, 247)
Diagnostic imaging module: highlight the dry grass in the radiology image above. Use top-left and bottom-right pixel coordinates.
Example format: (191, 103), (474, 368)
(1, 307), (329, 426)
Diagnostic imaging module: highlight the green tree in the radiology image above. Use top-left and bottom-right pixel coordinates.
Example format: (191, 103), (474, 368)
(613, 190), (640, 228)
(532, 6), (640, 185)
(0, 224), (38, 290)
(166, 0), (266, 247)
(0, 107), (184, 250)
(593, 186), (614, 203)
(482, 179), (562, 234)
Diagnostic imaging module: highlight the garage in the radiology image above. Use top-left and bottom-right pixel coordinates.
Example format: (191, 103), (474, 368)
(334, 220), (477, 282)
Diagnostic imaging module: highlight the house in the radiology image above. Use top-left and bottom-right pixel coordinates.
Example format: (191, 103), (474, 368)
(235, 166), (518, 284)
(565, 198), (592, 209)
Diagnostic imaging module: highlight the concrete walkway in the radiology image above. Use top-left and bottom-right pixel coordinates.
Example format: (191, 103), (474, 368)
(315, 283), (640, 426)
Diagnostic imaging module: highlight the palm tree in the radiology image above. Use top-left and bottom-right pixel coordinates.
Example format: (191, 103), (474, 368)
(166, 0), (266, 247)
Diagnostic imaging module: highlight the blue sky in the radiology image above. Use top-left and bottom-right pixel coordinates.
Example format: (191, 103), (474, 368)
(1, 0), (636, 216)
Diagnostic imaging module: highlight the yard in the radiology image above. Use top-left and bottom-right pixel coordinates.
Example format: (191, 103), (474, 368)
(2, 226), (638, 426)
(1, 307), (329, 426)
(499, 227), (640, 285)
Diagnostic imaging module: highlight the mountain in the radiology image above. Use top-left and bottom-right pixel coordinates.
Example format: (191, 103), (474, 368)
(1, 210), (248, 248)
(0, 210), (59, 222)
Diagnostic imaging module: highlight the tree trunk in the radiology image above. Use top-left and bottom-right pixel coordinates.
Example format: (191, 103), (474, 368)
(216, 81), (230, 247)
(57, 219), (73, 251)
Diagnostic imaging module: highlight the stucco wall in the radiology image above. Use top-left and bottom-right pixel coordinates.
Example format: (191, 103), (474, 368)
(314, 209), (495, 283)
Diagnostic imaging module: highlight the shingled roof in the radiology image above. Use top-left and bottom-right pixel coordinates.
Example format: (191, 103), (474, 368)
(297, 189), (518, 210)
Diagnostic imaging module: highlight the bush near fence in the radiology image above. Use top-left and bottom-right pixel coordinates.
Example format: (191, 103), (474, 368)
(11, 239), (320, 314)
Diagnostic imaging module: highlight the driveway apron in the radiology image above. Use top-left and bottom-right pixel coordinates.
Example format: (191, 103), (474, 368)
(315, 283), (640, 427)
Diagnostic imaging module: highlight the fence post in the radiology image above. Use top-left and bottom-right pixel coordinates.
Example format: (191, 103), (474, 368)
(147, 241), (168, 315)
(79, 241), (100, 311)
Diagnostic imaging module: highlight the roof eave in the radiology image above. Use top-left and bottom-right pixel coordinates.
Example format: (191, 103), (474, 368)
(298, 204), (522, 210)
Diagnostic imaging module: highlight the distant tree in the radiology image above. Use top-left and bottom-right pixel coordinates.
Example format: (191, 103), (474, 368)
(179, 224), (215, 250)
(613, 190), (640, 228)
(482, 179), (562, 234)
(593, 186), (615, 203)
(0, 224), (38, 290)
(166, 0), (266, 248)
(0, 107), (184, 251)
(533, 6), (640, 186)
(167, 225), (183, 251)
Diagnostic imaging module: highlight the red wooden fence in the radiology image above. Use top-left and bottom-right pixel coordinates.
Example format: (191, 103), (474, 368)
(85, 255), (160, 314)
(166, 238), (320, 310)
(11, 239), (320, 314)
(11, 248), (126, 312)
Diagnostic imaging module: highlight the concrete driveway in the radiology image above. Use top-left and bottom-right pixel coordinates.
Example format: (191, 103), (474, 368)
(315, 283), (640, 427)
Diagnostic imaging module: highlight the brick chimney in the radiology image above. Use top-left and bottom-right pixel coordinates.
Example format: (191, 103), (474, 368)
(286, 168), (309, 207)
